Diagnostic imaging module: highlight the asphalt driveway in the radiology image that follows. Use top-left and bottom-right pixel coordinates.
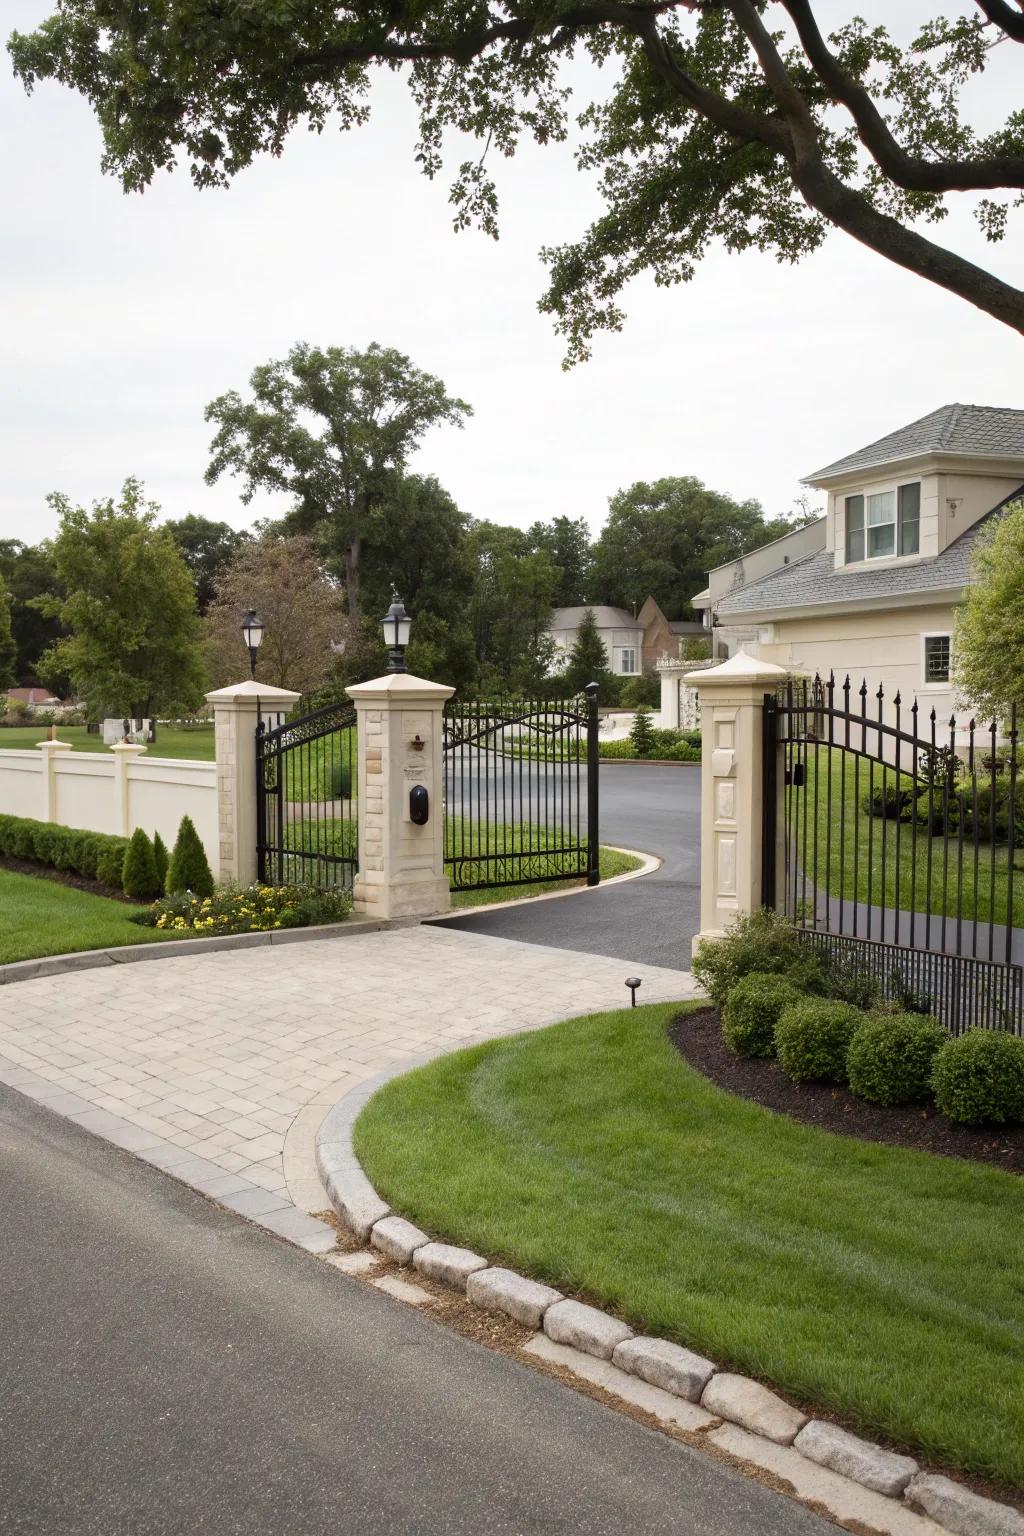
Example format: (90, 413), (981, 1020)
(437, 762), (701, 971)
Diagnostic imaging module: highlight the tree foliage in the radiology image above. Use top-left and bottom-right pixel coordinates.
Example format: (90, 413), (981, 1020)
(0, 539), (65, 687)
(466, 521), (558, 695)
(0, 574), (16, 692)
(204, 532), (346, 693)
(165, 513), (252, 613)
(527, 516), (593, 607)
(592, 475), (800, 617)
(10, 4), (1024, 351)
(39, 480), (206, 718)
(204, 343), (470, 618)
(954, 499), (1024, 722)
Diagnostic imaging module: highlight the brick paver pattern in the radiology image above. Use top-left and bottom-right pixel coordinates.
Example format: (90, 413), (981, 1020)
(0, 926), (698, 1250)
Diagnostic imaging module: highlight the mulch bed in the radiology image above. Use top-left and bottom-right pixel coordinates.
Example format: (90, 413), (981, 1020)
(0, 854), (134, 904)
(670, 1006), (1024, 1175)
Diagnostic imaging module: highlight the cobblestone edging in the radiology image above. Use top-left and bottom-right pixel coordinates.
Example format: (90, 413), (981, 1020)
(316, 1073), (1024, 1536)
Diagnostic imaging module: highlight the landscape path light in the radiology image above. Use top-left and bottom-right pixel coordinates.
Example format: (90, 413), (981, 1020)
(625, 976), (642, 1008)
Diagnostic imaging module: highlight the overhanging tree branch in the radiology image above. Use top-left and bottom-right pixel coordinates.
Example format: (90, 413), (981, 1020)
(974, 0), (1024, 42)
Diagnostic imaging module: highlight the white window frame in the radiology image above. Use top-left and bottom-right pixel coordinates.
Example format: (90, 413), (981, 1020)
(843, 480), (921, 564)
(921, 632), (952, 689)
(617, 646), (639, 675)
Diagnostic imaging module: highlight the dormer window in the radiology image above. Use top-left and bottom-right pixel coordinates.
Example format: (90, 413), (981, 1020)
(844, 482), (920, 562)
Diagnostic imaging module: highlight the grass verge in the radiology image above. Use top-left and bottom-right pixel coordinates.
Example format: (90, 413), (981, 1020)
(0, 868), (169, 964)
(355, 1000), (1024, 1491)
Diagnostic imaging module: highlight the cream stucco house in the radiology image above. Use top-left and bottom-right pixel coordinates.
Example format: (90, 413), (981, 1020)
(662, 404), (1024, 732)
(548, 605), (646, 677)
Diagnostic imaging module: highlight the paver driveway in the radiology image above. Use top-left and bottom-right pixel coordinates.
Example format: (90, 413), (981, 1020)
(0, 926), (698, 1248)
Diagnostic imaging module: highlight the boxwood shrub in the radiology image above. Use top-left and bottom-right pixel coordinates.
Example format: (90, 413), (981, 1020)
(931, 1029), (1024, 1126)
(693, 908), (822, 1005)
(846, 1012), (949, 1106)
(774, 998), (863, 1084)
(722, 972), (806, 1058)
(0, 813), (129, 892)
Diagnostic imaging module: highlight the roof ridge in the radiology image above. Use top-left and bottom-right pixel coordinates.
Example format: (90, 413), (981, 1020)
(939, 402), (964, 449)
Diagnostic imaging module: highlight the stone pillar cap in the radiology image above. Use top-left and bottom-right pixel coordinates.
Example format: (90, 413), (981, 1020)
(685, 651), (790, 688)
(205, 679), (302, 706)
(346, 673), (455, 704)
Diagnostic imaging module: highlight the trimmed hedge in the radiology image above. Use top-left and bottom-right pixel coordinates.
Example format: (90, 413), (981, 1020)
(774, 998), (863, 1084)
(693, 908), (823, 1006)
(846, 1012), (949, 1107)
(0, 813), (128, 892)
(722, 972), (806, 1059)
(931, 1030), (1024, 1126)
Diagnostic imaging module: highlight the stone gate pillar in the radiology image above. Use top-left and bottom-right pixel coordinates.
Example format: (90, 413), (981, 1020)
(687, 652), (789, 958)
(207, 680), (301, 886)
(346, 673), (455, 921)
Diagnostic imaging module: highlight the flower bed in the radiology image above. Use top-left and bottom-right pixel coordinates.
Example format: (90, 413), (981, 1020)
(135, 883), (350, 936)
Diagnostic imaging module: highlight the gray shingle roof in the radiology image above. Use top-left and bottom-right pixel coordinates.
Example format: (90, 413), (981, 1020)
(806, 404), (1024, 481)
(715, 497), (1022, 618)
(550, 605), (640, 630)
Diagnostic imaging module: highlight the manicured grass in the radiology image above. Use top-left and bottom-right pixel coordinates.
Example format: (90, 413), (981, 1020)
(0, 868), (170, 964)
(799, 747), (1024, 928)
(449, 845), (641, 907)
(0, 724), (215, 760)
(356, 1001), (1024, 1490)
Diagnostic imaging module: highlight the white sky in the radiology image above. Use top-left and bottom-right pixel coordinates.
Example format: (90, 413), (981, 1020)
(1, 1), (1021, 548)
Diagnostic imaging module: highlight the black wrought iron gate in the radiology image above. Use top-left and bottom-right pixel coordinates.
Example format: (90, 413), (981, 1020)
(256, 700), (358, 891)
(764, 674), (1022, 1033)
(442, 686), (600, 892)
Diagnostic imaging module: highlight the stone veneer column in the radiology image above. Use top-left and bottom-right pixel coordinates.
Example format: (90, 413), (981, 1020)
(686, 652), (790, 958)
(346, 673), (455, 921)
(206, 680), (301, 887)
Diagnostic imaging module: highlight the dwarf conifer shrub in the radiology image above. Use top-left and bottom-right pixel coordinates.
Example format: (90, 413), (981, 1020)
(693, 908), (821, 1005)
(931, 1030), (1024, 1126)
(629, 706), (656, 757)
(96, 838), (130, 888)
(167, 815), (215, 898)
(122, 828), (162, 900)
(774, 998), (863, 1084)
(846, 1012), (949, 1107)
(152, 831), (169, 892)
(722, 972), (806, 1058)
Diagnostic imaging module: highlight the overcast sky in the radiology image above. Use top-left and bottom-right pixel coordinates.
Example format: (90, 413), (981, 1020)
(1, 1), (1021, 550)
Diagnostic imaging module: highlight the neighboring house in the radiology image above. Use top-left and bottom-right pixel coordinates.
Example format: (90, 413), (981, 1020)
(689, 403), (1024, 727)
(636, 596), (706, 671)
(548, 605), (645, 677)
(4, 687), (67, 712)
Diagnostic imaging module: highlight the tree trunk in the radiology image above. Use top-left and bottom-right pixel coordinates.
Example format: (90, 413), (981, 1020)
(345, 535), (361, 620)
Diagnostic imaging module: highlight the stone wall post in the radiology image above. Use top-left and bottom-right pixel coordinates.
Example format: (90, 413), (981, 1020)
(346, 673), (455, 921)
(110, 741), (147, 836)
(206, 680), (301, 887)
(686, 652), (789, 958)
(36, 738), (71, 823)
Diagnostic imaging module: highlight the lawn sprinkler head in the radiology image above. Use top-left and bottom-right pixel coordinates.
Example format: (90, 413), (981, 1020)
(625, 976), (642, 1008)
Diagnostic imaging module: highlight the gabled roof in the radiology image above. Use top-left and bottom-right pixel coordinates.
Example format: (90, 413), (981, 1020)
(714, 493), (1023, 619)
(806, 404), (1024, 482)
(550, 605), (641, 630)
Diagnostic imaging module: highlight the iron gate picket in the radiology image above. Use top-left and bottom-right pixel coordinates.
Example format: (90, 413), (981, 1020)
(763, 673), (1022, 1033)
(443, 686), (599, 892)
(256, 700), (358, 891)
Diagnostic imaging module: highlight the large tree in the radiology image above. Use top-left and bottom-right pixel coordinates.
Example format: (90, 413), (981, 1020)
(203, 532), (346, 693)
(0, 540), (65, 686)
(954, 499), (1024, 722)
(39, 480), (206, 718)
(591, 475), (803, 617)
(165, 513), (252, 613)
(204, 343), (470, 618)
(466, 522), (558, 695)
(10, 6), (1024, 353)
(0, 575), (16, 692)
(527, 516), (593, 607)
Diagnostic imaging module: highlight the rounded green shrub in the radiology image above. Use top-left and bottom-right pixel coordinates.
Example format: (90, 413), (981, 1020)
(722, 972), (806, 1058)
(167, 814), (215, 899)
(96, 837), (129, 889)
(71, 833), (102, 880)
(29, 823), (61, 866)
(122, 828), (162, 900)
(931, 1029), (1024, 1126)
(152, 831), (169, 892)
(846, 1012), (949, 1106)
(693, 908), (822, 1006)
(774, 998), (863, 1084)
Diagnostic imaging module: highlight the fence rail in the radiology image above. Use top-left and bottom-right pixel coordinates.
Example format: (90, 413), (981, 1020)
(765, 673), (1022, 1033)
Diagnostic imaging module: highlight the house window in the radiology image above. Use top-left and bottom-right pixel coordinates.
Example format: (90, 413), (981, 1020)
(618, 647), (638, 675)
(845, 483), (920, 561)
(924, 634), (951, 685)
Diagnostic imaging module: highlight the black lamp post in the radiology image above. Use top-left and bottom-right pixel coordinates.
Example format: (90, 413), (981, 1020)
(625, 976), (642, 1008)
(381, 595), (412, 674)
(242, 609), (265, 680)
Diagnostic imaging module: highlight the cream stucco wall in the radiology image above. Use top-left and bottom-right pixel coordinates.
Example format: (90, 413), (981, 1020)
(828, 468), (1020, 571)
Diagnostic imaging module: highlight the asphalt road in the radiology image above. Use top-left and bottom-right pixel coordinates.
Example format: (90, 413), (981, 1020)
(0, 1086), (832, 1536)
(438, 762), (702, 971)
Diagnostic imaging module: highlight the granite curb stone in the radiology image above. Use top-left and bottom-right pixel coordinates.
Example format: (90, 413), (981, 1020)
(370, 1216), (431, 1266)
(906, 1474), (1024, 1536)
(794, 1420), (918, 1497)
(413, 1242), (488, 1290)
(542, 1298), (633, 1360)
(612, 1336), (716, 1402)
(466, 1267), (564, 1329)
(701, 1373), (807, 1445)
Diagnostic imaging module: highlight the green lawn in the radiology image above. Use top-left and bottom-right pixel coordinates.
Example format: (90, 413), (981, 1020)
(0, 868), (170, 964)
(356, 1001), (1024, 1491)
(797, 747), (1024, 929)
(0, 724), (215, 760)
